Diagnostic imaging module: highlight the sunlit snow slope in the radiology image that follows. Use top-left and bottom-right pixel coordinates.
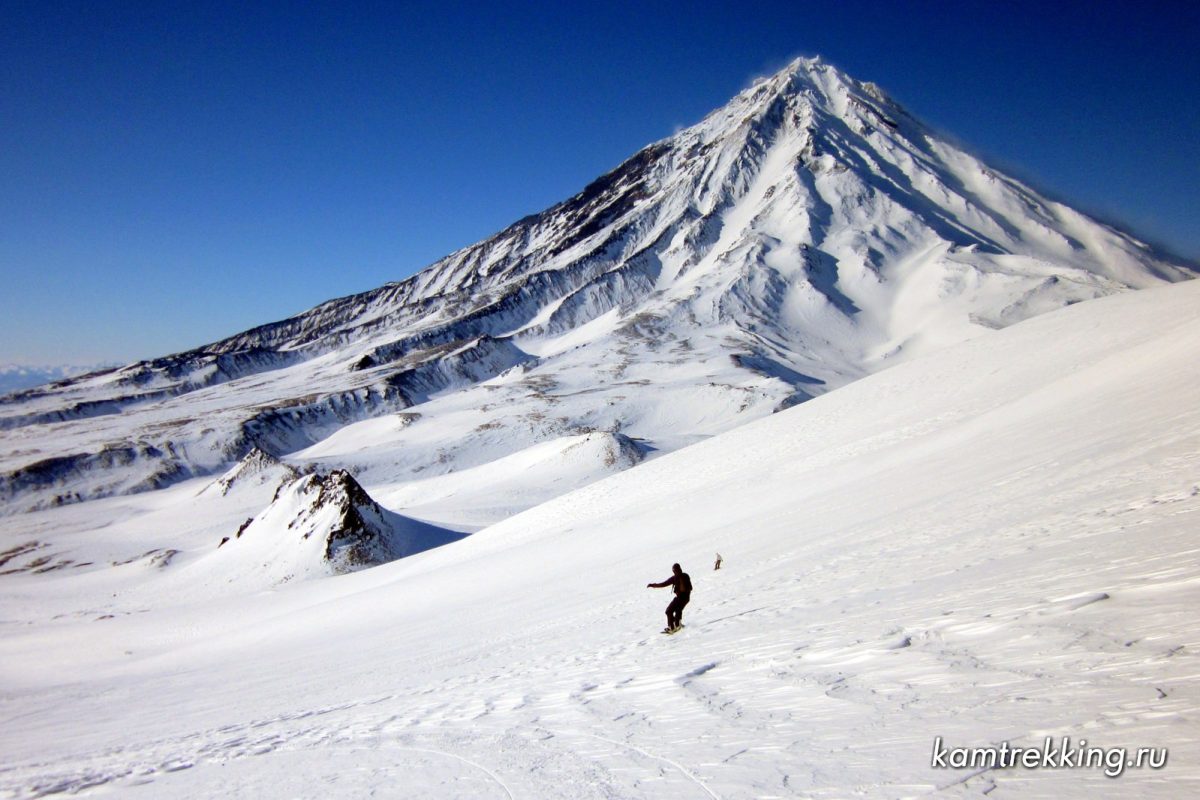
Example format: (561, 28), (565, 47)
(1, 280), (1197, 798)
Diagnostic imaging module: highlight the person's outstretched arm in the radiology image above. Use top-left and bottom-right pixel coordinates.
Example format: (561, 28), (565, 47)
(647, 577), (671, 588)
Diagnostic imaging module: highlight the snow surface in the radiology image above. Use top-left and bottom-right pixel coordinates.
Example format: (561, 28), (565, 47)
(2, 279), (1198, 797)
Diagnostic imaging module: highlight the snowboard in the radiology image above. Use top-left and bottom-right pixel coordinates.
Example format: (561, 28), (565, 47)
(661, 625), (685, 635)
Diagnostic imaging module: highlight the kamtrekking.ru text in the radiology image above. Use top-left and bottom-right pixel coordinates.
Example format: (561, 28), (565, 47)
(931, 736), (1167, 778)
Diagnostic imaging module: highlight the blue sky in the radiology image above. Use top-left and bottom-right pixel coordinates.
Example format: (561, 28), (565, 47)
(2, 1), (1197, 365)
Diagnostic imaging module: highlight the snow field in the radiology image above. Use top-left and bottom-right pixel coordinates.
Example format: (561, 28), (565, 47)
(1, 281), (1198, 797)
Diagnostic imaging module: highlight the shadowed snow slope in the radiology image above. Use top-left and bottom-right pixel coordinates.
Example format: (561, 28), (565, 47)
(0, 56), (1193, 513)
(1, 280), (1197, 797)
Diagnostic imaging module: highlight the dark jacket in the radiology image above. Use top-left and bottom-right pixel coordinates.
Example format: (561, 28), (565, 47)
(651, 572), (692, 597)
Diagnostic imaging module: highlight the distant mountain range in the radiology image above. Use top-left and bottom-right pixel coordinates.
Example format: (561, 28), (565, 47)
(0, 364), (116, 396)
(0, 56), (1193, 517)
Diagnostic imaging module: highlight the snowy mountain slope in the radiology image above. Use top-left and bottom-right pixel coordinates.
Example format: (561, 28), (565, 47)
(0, 57), (1193, 515)
(1, 279), (1197, 798)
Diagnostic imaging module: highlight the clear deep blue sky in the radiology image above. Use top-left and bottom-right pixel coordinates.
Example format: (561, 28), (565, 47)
(2, 1), (1197, 365)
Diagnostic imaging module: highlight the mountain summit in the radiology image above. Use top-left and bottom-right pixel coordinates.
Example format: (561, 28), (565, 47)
(0, 58), (1193, 515)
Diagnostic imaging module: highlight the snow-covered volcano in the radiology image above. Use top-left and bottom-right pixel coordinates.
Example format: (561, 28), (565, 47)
(0, 56), (1193, 521)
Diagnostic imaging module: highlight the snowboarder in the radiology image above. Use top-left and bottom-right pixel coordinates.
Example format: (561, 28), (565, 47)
(647, 563), (692, 633)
